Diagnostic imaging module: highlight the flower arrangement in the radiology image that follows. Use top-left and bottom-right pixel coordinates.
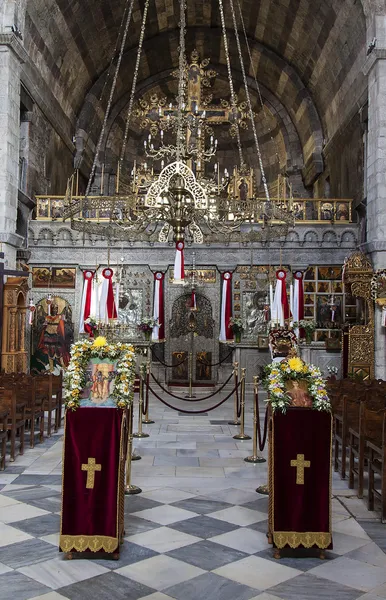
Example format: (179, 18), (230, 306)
(229, 316), (244, 332)
(327, 366), (338, 376)
(293, 319), (317, 333)
(84, 315), (98, 335)
(63, 336), (136, 411)
(138, 317), (159, 333)
(263, 356), (331, 414)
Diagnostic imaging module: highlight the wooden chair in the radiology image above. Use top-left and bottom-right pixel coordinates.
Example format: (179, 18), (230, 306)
(51, 372), (63, 430)
(0, 408), (9, 470)
(332, 380), (363, 479)
(34, 373), (61, 437)
(366, 403), (386, 523)
(20, 377), (45, 448)
(0, 387), (26, 462)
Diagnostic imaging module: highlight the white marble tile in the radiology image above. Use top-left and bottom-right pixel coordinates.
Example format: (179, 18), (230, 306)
(0, 503), (50, 524)
(248, 594), (283, 600)
(19, 557), (109, 590)
(208, 506), (267, 526)
(0, 523), (33, 547)
(346, 542), (386, 568)
(309, 556), (386, 592)
(214, 555), (302, 590)
(0, 474), (19, 484)
(0, 494), (20, 509)
(199, 458), (247, 467)
(141, 488), (195, 503)
(330, 531), (370, 555)
(130, 466), (176, 477)
(204, 488), (260, 505)
(39, 533), (60, 547)
(117, 555), (205, 591)
(333, 517), (371, 540)
(140, 594), (175, 600)
(126, 526), (201, 553)
(211, 527), (269, 554)
(132, 505), (198, 525)
(0, 561), (12, 575)
(176, 467), (225, 478)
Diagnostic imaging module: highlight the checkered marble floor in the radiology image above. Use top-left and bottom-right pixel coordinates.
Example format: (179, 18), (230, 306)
(1, 393), (386, 600)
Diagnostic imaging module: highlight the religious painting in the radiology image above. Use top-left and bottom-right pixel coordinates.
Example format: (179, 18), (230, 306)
(333, 281), (343, 293)
(118, 289), (143, 336)
(79, 358), (117, 407)
(320, 202), (334, 221)
(172, 352), (188, 381)
(285, 380), (312, 408)
(196, 351), (212, 381)
(304, 282), (315, 293)
(30, 296), (74, 373)
(234, 293), (240, 301)
(316, 296), (332, 325)
(234, 303), (241, 312)
(32, 267), (76, 289)
(258, 335), (269, 350)
(336, 202), (350, 221)
(234, 280), (240, 289)
(169, 268), (216, 284)
(37, 199), (49, 218)
(318, 267), (341, 281)
(170, 293), (214, 339)
(304, 294), (314, 305)
(304, 306), (315, 318)
(51, 200), (64, 219)
(243, 291), (269, 340)
(304, 267), (315, 280)
(318, 281), (330, 293)
(316, 330), (328, 342)
(292, 202), (304, 220)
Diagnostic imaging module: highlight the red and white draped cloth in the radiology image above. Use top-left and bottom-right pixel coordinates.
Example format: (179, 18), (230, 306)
(79, 270), (95, 334)
(292, 271), (304, 338)
(174, 241), (185, 283)
(219, 272), (233, 342)
(271, 269), (290, 327)
(152, 272), (165, 342)
(99, 268), (118, 324)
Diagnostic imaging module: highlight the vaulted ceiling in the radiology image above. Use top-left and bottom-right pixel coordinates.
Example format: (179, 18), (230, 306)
(21, 0), (367, 188)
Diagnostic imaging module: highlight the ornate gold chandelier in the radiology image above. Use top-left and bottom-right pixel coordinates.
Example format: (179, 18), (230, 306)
(63, 0), (294, 245)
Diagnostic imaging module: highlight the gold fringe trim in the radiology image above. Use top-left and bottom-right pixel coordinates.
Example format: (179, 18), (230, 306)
(59, 535), (119, 553)
(273, 532), (332, 549)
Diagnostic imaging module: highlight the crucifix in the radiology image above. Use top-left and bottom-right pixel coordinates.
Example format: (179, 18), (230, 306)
(0, 252), (30, 364)
(290, 453), (311, 485)
(81, 457), (102, 489)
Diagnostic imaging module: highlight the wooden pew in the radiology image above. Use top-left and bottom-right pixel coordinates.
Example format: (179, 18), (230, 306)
(0, 387), (26, 462)
(0, 407), (9, 470)
(366, 401), (386, 523)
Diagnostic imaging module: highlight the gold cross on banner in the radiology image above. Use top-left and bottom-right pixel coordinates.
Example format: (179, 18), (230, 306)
(81, 457), (102, 489)
(290, 454), (311, 485)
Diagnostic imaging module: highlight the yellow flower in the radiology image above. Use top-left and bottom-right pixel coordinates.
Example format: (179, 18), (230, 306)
(92, 336), (107, 348)
(288, 357), (304, 372)
(280, 363), (287, 370)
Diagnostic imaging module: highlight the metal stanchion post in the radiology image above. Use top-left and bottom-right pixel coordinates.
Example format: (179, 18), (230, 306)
(125, 404), (142, 495)
(245, 376), (266, 463)
(142, 344), (155, 424)
(185, 350), (196, 399)
(228, 361), (241, 425)
(133, 370), (149, 438)
(233, 368), (251, 440)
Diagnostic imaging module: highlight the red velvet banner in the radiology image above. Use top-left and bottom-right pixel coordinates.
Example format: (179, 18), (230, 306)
(272, 408), (332, 549)
(60, 407), (125, 554)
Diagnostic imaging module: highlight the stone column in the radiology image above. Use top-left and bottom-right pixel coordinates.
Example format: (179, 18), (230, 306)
(364, 14), (386, 378)
(0, 34), (27, 267)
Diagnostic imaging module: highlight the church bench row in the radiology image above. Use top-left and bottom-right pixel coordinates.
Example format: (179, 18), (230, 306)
(328, 379), (386, 523)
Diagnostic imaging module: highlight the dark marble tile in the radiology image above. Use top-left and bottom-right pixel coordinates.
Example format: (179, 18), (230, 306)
(124, 515), (162, 536)
(243, 497), (269, 513)
(255, 547), (339, 571)
(269, 573), (364, 600)
(0, 484), (5, 491)
(0, 538), (58, 568)
(357, 520), (386, 553)
(27, 495), (62, 512)
(170, 515), (239, 539)
(58, 571), (156, 600)
(94, 542), (158, 569)
(165, 572), (259, 600)
(124, 495), (162, 514)
(1, 465), (25, 474)
(170, 497), (233, 514)
(11, 474), (62, 486)
(167, 539), (248, 570)
(2, 485), (60, 503)
(246, 519), (269, 535)
(12, 512), (60, 536)
(209, 420), (233, 424)
(0, 571), (50, 600)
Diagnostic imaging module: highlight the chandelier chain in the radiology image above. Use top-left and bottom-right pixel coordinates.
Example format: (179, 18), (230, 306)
(84, 0), (136, 198)
(120, 0), (150, 164)
(235, 0), (281, 171)
(228, 0), (271, 203)
(176, 0), (187, 164)
(217, 0), (244, 169)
